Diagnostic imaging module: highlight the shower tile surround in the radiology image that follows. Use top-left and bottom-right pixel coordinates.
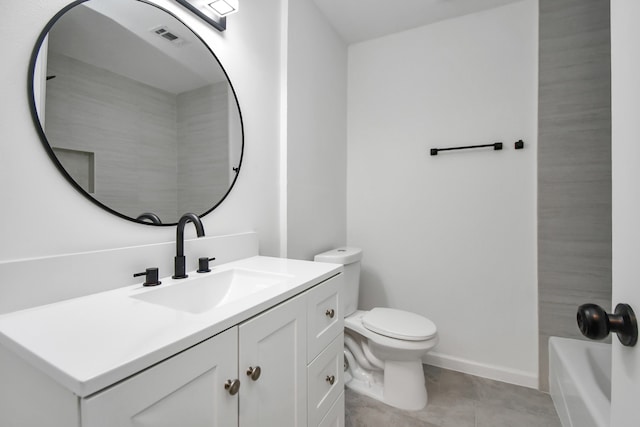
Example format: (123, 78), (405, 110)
(345, 365), (561, 427)
(177, 83), (231, 215)
(45, 52), (232, 221)
(537, 0), (612, 391)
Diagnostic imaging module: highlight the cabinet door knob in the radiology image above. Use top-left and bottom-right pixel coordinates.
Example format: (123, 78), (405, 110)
(246, 366), (262, 381)
(325, 308), (335, 319)
(325, 375), (335, 385)
(224, 379), (241, 395)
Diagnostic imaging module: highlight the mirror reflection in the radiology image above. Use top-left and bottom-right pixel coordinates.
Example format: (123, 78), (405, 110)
(31, 0), (243, 225)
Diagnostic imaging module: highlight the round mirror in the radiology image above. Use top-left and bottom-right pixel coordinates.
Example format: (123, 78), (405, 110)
(28, 0), (243, 225)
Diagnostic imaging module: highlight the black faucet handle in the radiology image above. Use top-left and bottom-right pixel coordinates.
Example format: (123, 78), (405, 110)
(134, 267), (162, 286)
(197, 257), (216, 273)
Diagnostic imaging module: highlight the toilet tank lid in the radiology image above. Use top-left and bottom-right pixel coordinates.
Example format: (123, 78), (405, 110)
(314, 247), (362, 264)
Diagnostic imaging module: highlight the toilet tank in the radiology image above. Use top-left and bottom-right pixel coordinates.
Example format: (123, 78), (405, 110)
(314, 247), (363, 316)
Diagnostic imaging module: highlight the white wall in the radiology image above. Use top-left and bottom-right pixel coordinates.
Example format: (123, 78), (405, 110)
(347, 0), (538, 387)
(0, 0), (283, 261)
(285, 0), (348, 260)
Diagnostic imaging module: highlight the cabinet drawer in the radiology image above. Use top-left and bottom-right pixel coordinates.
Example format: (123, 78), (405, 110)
(307, 273), (343, 363)
(308, 333), (344, 427)
(318, 391), (344, 427)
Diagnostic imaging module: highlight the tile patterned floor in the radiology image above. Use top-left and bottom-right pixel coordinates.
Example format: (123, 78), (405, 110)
(345, 365), (562, 427)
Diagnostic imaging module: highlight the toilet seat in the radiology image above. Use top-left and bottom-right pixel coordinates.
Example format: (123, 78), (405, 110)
(345, 310), (438, 353)
(362, 307), (437, 341)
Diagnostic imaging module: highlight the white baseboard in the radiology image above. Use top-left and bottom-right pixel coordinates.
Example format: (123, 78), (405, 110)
(423, 352), (539, 390)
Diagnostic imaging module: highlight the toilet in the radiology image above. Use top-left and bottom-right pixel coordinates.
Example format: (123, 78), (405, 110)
(314, 247), (438, 411)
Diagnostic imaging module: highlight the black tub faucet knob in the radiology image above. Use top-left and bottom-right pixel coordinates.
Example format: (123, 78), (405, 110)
(134, 267), (162, 287)
(197, 257), (216, 273)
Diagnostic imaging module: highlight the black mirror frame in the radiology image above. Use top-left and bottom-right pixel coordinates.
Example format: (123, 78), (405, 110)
(27, 0), (244, 226)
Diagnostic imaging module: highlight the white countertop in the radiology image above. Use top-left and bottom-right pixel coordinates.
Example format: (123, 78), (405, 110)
(0, 256), (341, 397)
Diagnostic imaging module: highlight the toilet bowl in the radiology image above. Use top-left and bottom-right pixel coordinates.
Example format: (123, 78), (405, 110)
(314, 247), (438, 411)
(344, 309), (438, 410)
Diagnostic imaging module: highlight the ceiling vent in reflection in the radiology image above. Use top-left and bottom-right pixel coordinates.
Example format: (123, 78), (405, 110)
(150, 26), (187, 47)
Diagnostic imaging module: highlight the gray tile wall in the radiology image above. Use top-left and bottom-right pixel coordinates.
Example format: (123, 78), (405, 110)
(45, 53), (231, 223)
(538, 0), (611, 391)
(46, 52), (179, 221)
(177, 82), (230, 216)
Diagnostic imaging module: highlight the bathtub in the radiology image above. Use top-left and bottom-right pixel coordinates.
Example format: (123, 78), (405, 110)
(549, 337), (611, 427)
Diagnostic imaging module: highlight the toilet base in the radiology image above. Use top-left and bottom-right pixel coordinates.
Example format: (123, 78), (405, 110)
(345, 359), (428, 411)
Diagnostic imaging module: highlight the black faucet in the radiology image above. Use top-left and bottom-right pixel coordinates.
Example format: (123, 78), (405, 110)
(173, 213), (205, 279)
(136, 212), (162, 225)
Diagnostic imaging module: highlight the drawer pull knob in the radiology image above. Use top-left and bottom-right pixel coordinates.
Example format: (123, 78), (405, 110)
(224, 379), (241, 395)
(326, 375), (335, 385)
(325, 309), (335, 319)
(246, 366), (262, 381)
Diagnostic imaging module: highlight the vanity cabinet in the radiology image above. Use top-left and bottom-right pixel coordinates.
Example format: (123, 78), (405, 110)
(238, 272), (344, 427)
(83, 290), (309, 427)
(0, 270), (344, 427)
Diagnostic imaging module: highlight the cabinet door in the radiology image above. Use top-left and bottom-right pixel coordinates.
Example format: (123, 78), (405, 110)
(239, 294), (307, 427)
(82, 327), (239, 427)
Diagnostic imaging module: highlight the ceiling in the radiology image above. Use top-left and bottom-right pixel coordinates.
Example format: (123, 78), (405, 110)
(49, 0), (227, 94)
(312, 0), (525, 44)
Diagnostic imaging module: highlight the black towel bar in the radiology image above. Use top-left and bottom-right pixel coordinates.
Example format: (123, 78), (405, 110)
(430, 142), (502, 156)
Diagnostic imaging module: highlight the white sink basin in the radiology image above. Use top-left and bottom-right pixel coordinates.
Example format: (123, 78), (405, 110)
(131, 268), (292, 314)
